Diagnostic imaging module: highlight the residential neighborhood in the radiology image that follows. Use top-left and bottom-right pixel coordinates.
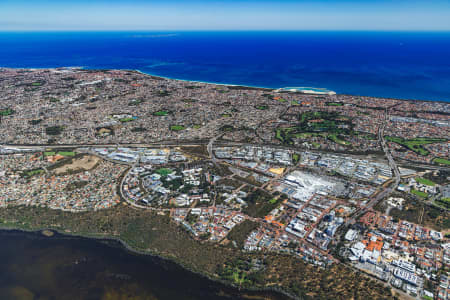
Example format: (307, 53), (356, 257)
(0, 68), (449, 300)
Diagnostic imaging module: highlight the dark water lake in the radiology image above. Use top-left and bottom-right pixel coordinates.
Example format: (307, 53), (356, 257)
(0, 230), (288, 300)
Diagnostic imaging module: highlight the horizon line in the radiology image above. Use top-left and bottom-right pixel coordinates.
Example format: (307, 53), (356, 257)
(1, 29), (450, 33)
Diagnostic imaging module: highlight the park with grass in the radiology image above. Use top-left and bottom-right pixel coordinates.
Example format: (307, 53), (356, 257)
(415, 177), (436, 186)
(22, 168), (45, 178)
(0, 108), (14, 116)
(411, 189), (428, 199)
(385, 136), (447, 156)
(57, 151), (76, 157)
(275, 111), (354, 146)
(170, 125), (186, 131)
(153, 110), (170, 116)
(155, 168), (173, 177)
(274, 97), (287, 103)
(433, 157), (450, 165)
(119, 117), (135, 123)
(44, 151), (76, 157)
(326, 102), (344, 106)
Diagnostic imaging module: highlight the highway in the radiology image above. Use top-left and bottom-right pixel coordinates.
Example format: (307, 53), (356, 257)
(2, 139), (449, 172)
(347, 110), (402, 223)
(207, 134), (221, 164)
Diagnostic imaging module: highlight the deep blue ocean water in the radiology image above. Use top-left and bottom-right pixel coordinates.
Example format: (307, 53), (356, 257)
(0, 31), (449, 102)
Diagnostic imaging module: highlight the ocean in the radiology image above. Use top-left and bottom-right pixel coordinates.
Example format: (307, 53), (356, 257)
(0, 31), (450, 102)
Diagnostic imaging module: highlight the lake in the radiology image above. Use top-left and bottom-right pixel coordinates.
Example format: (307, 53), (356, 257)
(0, 230), (288, 300)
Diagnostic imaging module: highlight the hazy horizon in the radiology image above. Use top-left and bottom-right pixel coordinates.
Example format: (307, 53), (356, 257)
(1, 0), (450, 31)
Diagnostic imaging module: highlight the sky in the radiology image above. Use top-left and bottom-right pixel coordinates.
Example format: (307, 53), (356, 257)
(0, 0), (449, 31)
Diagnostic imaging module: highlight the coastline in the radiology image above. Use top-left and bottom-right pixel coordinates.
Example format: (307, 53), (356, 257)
(132, 69), (274, 92)
(131, 69), (450, 104)
(1, 66), (449, 103)
(0, 225), (299, 300)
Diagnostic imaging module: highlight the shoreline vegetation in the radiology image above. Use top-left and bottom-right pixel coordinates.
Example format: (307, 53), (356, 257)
(0, 205), (394, 300)
(0, 228), (296, 300)
(0, 207), (298, 300)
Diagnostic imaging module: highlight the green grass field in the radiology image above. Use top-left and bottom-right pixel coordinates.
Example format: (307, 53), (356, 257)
(119, 117), (135, 123)
(277, 111), (354, 147)
(153, 110), (169, 116)
(411, 189), (428, 198)
(433, 157), (450, 165)
(45, 151), (75, 157)
(326, 102), (344, 106)
(416, 177), (436, 186)
(385, 136), (446, 156)
(170, 125), (186, 131)
(269, 198), (278, 204)
(155, 168), (173, 177)
(275, 128), (291, 143)
(276, 127), (349, 146)
(58, 151), (76, 157)
(0, 108), (14, 116)
(23, 169), (44, 177)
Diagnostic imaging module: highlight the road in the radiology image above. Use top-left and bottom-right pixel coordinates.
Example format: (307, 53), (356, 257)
(207, 135), (220, 164)
(2, 139), (449, 171)
(347, 110), (401, 223)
